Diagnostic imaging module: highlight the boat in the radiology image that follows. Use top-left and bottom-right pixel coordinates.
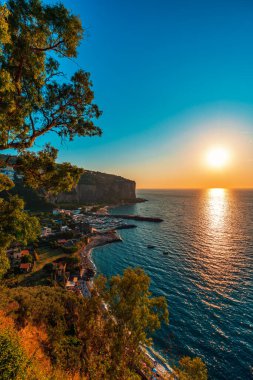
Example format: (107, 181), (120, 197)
(147, 245), (155, 249)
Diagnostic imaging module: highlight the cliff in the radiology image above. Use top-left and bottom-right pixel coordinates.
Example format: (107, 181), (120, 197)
(0, 154), (137, 207)
(51, 170), (136, 205)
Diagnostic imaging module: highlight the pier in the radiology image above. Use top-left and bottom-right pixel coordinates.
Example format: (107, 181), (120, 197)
(85, 212), (164, 223)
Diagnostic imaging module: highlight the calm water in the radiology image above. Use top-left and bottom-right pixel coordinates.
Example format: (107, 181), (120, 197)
(93, 189), (253, 380)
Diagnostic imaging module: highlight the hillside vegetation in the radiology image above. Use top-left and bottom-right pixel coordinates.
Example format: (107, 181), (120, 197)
(0, 268), (169, 380)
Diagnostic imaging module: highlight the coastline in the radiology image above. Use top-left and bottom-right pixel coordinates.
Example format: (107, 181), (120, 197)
(79, 229), (174, 379)
(79, 230), (122, 283)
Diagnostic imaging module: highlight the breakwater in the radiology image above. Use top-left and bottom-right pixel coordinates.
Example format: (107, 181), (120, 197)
(85, 213), (163, 223)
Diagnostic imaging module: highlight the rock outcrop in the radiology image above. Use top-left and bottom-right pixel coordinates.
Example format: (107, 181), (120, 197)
(52, 170), (136, 205)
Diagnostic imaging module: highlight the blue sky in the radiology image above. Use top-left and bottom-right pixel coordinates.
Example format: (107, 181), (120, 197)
(42, 0), (253, 187)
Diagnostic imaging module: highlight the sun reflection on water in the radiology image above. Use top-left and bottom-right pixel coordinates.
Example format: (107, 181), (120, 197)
(207, 188), (228, 231)
(196, 188), (238, 296)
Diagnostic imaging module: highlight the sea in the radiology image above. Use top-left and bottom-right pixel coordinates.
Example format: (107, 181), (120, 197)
(92, 189), (253, 380)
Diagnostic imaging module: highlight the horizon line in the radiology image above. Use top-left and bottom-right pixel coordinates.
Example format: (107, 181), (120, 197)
(136, 187), (253, 190)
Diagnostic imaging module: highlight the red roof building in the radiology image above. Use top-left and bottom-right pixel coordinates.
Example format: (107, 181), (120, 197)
(57, 239), (68, 245)
(19, 263), (32, 272)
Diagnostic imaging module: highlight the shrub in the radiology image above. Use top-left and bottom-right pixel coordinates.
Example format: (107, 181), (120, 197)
(174, 356), (208, 380)
(0, 330), (27, 380)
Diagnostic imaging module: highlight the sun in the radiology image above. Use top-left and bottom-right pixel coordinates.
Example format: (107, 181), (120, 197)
(205, 147), (230, 169)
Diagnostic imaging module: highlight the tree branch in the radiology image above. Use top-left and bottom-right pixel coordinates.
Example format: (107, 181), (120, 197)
(29, 114), (35, 134)
(0, 119), (57, 151)
(15, 56), (25, 95)
(31, 40), (64, 52)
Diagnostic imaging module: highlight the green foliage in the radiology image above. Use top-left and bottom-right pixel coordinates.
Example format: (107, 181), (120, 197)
(95, 268), (169, 378)
(53, 336), (83, 375)
(0, 329), (27, 380)
(0, 195), (40, 247)
(0, 6), (11, 49)
(16, 145), (83, 195)
(175, 356), (208, 380)
(0, 195), (40, 278)
(0, 0), (101, 150)
(0, 173), (14, 192)
(0, 268), (169, 379)
(0, 249), (10, 279)
(107, 267), (169, 344)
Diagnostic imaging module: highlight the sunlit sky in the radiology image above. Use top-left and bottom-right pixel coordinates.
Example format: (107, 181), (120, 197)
(41, 0), (253, 188)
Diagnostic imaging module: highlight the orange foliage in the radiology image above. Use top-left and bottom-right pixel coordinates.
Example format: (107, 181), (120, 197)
(0, 311), (85, 380)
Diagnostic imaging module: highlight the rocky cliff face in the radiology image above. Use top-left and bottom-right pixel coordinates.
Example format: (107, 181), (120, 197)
(0, 154), (137, 206)
(52, 170), (136, 205)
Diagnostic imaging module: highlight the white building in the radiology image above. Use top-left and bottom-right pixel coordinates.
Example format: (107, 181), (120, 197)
(61, 225), (70, 232)
(41, 227), (52, 237)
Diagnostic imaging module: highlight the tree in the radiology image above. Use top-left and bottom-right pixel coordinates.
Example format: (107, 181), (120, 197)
(0, 270), (169, 379)
(0, 0), (101, 151)
(0, 330), (27, 379)
(96, 268), (169, 378)
(0, 194), (39, 248)
(0, 189), (40, 277)
(16, 145), (84, 196)
(0, 249), (10, 279)
(0, 0), (102, 276)
(108, 267), (169, 342)
(174, 356), (208, 380)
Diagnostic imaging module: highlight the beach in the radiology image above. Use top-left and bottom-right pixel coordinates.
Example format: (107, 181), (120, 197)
(79, 230), (122, 295)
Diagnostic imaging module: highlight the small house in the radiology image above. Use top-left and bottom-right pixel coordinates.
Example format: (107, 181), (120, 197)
(65, 280), (76, 289)
(41, 227), (52, 237)
(19, 263), (32, 273)
(57, 239), (68, 245)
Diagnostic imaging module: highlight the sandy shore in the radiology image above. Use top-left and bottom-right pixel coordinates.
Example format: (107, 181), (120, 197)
(80, 230), (122, 276)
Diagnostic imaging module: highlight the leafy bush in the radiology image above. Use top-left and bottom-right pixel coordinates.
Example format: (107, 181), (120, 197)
(0, 330), (27, 380)
(174, 356), (208, 380)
